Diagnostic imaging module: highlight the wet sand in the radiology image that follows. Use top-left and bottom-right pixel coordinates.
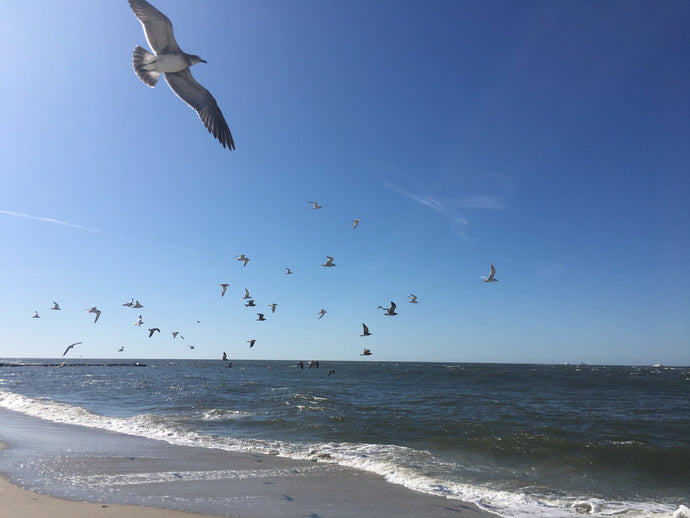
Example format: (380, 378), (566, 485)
(0, 409), (497, 517)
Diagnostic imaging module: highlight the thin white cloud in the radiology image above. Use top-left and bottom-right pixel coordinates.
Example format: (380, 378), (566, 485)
(459, 195), (505, 210)
(0, 209), (103, 234)
(382, 179), (444, 213)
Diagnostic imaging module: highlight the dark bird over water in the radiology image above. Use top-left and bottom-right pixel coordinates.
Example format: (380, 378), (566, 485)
(63, 342), (82, 356)
(361, 323), (372, 336)
(128, 0), (235, 150)
(360, 348), (372, 356)
(148, 327), (161, 337)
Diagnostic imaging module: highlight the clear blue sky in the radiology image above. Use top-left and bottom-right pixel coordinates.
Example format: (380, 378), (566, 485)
(1, 0), (688, 365)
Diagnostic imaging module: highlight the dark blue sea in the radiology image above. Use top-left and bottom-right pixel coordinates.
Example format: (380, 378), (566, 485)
(0, 359), (688, 517)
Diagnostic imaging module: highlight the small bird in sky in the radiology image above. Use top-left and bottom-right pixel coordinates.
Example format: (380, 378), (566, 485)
(322, 256), (336, 267)
(409, 294), (418, 303)
(257, 313), (266, 321)
(237, 254), (250, 267)
(172, 331), (184, 339)
(318, 309), (327, 319)
(285, 267), (293, 275)
(63, 342), (82, 356)
(32, 311), (40, 319)
(360, 348), (372, 356)
(269, 303), (277, 313)
(379, 301), (398, 316)
(51, 301), (61, 310)
(222, 351), (227, 361)
(118, 346), (125, 352)
(87, 307), (102, 323)
(128, 0), (235, 150)
(123, 299), (134, 307)
(134, 315), (144, 326)
(133, 300), (144, 308)
(243, 288), (251, 299)
(245, 300), (256, 307)
(148, 328), (160, 337)
(248, 339), (256, 348)
(189, 345), (195, 350)
(220, 283), (229, 297)
(361, 323), (372, 336)
(481, 264), (498, 283)
(308, 201), (322, 210)
(353, 219), (361, 229)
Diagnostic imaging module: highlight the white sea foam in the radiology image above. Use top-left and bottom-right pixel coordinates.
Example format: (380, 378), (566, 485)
(0, 389), (683, 518)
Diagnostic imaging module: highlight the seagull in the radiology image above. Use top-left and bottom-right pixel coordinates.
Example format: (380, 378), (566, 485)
(361, 323), (372, 336)
(133, 300), (144, 308)
(134, 315), (144, 326)
(243, 288), (251, 299)
(32, 311), (40, 319)
(148, 328), (160, 337)
(379, 301), (397, 316)
(256, 313), (266, 321)
(123, 298), (134, 307)
(322, 256), (336, 267)
(353, 219), (361, 229)
(285, 267), (293, 275)
(245, 300), (256, 307)
(481, 264), (498, 283)
(189, 345), (195, 350)
(248, 339), (256, 348)
(128, 0), (235, 150)
(360, 348), (372, 356)
(318, 308), (327, 319)
(172, 331), (184, 339)
(237, 254), (250, 267)
(118, 346), (125, 352)
(86, 307), (102, 323)
(269, 303), (277, 313)
(220, 283), (229, 297)
(409, 294), (418, 303)
(308, 201), (322, 210)
(51, 301), (61, 310)
(63, 342), (82, 356)
(328, 369), (335, 377)
(222, 351), (227, 361)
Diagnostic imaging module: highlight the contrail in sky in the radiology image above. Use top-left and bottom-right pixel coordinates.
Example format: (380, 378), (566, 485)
(0, 209), (103, 234)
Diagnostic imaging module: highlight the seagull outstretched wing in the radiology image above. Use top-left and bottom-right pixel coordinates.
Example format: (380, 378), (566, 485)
(129, 0), (180, 54)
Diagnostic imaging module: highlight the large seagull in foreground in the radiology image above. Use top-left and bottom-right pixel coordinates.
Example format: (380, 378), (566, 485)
(128, 0), (235, 150)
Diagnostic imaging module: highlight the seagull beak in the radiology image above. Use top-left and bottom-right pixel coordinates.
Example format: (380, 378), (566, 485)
(200, 59), (207, 63)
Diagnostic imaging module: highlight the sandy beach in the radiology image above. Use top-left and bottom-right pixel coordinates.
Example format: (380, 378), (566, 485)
(0, 409), (496, 518)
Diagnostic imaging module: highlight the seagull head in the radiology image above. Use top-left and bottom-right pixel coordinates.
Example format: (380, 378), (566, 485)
(189, 54), (207, 65)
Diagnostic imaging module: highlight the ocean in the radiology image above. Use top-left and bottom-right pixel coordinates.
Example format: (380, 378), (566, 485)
(0, 359), (688, 517)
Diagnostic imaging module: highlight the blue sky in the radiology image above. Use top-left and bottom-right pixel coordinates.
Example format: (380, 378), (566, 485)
(1, 0), (688, 365)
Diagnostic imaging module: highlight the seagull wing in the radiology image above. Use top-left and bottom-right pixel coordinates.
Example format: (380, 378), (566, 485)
(128, 0), (181, 54)
(489, 264), (496, 280)
(164, 69), (235, 150)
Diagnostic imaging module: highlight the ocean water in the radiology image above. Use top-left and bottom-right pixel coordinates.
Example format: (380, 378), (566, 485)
(0, 359), (688, 517)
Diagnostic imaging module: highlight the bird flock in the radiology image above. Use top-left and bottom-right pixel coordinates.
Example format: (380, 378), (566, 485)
(31, 200), (498, 363)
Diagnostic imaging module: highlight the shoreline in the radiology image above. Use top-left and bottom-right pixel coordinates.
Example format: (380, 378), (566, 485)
(0, 409), (497, 517)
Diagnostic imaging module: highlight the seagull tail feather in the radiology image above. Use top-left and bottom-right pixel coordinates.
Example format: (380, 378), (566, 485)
(132, 46), (160, 87)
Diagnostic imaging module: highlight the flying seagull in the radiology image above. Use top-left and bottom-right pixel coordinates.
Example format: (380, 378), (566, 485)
(128, 0), (235, 149)
(245, 300), (256, 307)
(63, 342), (82, 357)
(318, 308), (327, 319)
(379, 301), (398, 316)
(134, 315), (143, 326)
(86, 307), (102, 323)
(118, 346), (125, 352)
(360, 348), (372, 356)
(360, 323), (372, 336)
(285, 267), (293, 275)
(123, 298), (134, 307)
(269, 303), (277, 313)
(481, 264), (498, 283)
(133, 300), (144, 309)
(148, 327), (161, 337)
(248, 339), (256, 348)
(220, 283), (229, 297)
(322, 256), (336, 267)
(256, 313), (266, 321)
(353, 219), (361, 229)
(172, 331), (184, 339)
(243, 288), (251, 299)
(32, 311), (40, 319)
(237, 254), (250, 267)
(51, 301), (61, 310)
(409, 294), (418, 303)
(308, 202), (322, 210)
(222, 351), (227, 361)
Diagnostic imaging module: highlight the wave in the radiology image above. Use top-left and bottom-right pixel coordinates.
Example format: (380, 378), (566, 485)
(0, 389), (683, 518)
